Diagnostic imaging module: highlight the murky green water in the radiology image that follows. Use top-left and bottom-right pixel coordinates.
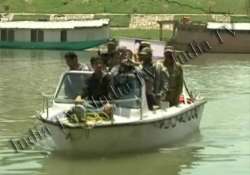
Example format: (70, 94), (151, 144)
(0, 50), (249, 175)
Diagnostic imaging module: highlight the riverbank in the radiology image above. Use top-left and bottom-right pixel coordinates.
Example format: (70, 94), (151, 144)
(0, 0), (249, 14)
(2, 13), (250, 28)
(2, 13), (250, 40)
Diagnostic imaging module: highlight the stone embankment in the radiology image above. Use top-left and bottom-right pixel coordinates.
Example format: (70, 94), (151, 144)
(128, 14), (232, 30)
(129, 14), (174, 29)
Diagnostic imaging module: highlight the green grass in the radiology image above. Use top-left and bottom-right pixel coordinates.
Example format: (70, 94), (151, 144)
(111, 29), (173, 40)
(174, 15), (214, 24)
(12, 14), (50, 21)
(231, 15), (250, 22)
(94, 14), (131, 27)
(0, 0), (249, 14)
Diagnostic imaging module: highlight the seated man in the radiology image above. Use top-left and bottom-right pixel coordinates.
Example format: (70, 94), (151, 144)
(84, 56), (112, 103)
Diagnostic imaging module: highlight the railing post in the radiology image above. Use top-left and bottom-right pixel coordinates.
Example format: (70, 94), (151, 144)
(46, 97), (49, 119)
(42, 93), (51, 119)
(140, 98), (143, 120)
(42, 95), (45, 113)
(159, 23), (163, 41)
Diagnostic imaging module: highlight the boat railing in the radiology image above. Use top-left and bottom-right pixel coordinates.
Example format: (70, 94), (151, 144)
(43, 92), (145, 121)
(42, 93), (54, 119)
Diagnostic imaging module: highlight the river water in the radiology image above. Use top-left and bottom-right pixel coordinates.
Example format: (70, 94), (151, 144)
(0, 50), (249, 175)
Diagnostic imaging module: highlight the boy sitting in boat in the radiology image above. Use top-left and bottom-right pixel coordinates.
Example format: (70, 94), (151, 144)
(83, 55), (112, 104)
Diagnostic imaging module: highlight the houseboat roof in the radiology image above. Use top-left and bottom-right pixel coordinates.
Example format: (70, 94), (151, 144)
(0, 19), (110, 29)
(207, 22), (250, 31)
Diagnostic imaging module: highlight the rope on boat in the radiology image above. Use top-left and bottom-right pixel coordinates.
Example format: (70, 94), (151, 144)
(65, 109), (112, 129)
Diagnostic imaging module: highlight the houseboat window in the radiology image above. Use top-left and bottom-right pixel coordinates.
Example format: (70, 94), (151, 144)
(31, 29), (44, 42)
(1, 29), (15, 42)
(31, 29), (37, 42)
(7, 29), (14, 42)
(1, 29), (7, 41)
(61, 30), (67, 42)
(38, 30), (44, 42)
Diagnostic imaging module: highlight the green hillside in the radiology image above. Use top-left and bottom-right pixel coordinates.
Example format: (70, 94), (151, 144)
(0, 0), (249, 14)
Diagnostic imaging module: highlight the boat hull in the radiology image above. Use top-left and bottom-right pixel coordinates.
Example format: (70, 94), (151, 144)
(43, 101), (205, 155)
(0, 40), (107, 50)
(170, 24), (250, 53)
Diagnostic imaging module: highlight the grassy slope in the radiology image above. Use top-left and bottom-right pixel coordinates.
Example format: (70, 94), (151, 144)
(1, 0), (248, 40)
(0, 0), (248, 14)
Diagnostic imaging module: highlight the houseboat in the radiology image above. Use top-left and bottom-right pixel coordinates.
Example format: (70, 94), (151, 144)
(159, 20), (250, 53)
(0, 19), (110, 50)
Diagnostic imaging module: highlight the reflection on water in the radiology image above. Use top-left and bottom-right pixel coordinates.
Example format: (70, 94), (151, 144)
(44, 145), (203, 175)
(0, 150), (46, 175)
(0, 50), (250, 175)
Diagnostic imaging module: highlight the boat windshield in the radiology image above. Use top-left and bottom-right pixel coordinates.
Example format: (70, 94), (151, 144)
(54, 72), (142, 109)
(55, 72), (90, 103)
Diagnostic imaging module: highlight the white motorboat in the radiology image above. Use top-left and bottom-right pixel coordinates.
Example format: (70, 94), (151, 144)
(38, 71), (206, 155)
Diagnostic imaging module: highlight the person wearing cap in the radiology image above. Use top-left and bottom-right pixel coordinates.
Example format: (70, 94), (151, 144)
(163, 47), (183, 106)
(107, 39), (118, 53)
(84, 55), (112, 102)
(100, 39), (118, 68)
(109, 46), (127, 70)
(139, 47), (169, 107)
(138, 47), (158, 110)
(64, 52), (90, 71)
(134, 41), (151, 63)
(153, 59), (169, 106)
(110, 47), (139, 75)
